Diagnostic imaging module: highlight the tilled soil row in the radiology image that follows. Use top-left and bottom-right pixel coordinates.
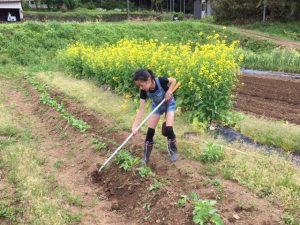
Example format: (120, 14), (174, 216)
(2, 77), (285, 225)
(235, 74), (300, 124)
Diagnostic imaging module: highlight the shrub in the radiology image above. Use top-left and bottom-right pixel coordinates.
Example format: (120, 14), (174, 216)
(61, 34), (241, 123)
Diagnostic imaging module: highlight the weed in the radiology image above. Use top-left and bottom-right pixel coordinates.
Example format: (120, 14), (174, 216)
(248, 201), (256, 210)
(54, 159), (63, 169)
(0, 204), (16, 221)
(177, 195), (189, 207)
(33, 155), (46, 166)
(215, 185), (225, 201)
(236, 200), (256, 212)
(193, 200), (224, 225)
(282, 212), (300, 225)
(64, 212), (83, 223)
(148, 179), (162, 192)
(143, 203), (151, 212)
(199, 165), (219, 176)
(257, 186), (273, 198)
(143, 215), (151, 222)
(62, 191), (83, 207)
(221, 162), (235, 180)
(199, 142), (225, 163)
(202, 179), (221, 187)
(138, 166), (155, 178)
(190, 191), (199, 202)
(7, 170), (17, 184)
(38, 107), (46, 114)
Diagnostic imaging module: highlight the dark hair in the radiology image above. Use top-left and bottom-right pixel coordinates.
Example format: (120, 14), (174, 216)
(133, 69), (155, 82)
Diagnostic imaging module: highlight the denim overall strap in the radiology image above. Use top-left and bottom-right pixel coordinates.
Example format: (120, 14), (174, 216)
(146, 78), (165, 106)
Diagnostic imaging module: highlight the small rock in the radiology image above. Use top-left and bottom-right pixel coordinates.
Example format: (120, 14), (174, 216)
(156, 219), (161, 223)
(233, 214), (240, 220)
(111, 201), (120, 211)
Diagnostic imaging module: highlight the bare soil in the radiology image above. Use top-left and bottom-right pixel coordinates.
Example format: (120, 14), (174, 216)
(235, 74), (300, 124)
(0, 76), (286, 224)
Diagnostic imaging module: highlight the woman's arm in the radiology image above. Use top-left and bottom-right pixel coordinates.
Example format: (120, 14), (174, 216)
(165, 77), (176, 101)
(132, 99), (146, 135)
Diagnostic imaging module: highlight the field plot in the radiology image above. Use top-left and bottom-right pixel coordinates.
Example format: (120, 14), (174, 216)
(236, 74), (300, 124)
(0, 76), (288, 225)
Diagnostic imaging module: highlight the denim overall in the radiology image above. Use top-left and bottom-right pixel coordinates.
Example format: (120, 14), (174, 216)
(146, 78), (176, 115)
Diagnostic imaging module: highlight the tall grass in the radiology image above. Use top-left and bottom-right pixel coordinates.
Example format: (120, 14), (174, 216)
(24, 8), (172, 22)
(240, 47), (300, 73)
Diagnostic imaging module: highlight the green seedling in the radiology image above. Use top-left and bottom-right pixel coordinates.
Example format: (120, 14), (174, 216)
(143, 215), (151, 222)
(143, 203), (151, 212)
(193, 200), (224, 225)
(177, 195), (189, 207)
(92, 139), (107, 152)
(138, 166), (155, 178)
(199, 141), (225, 163)
(115, 150), (141, 172)
(148, 179), (162, 192)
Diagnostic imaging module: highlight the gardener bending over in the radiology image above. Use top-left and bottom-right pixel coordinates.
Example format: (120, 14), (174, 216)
(131, 69), (178, 164)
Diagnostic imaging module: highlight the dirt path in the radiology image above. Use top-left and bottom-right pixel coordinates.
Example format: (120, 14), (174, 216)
(1, 76), (286, 224)
(235, 74), (300, 124)
(237, 28), (300, 50)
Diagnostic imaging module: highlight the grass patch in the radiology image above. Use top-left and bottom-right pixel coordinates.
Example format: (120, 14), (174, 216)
(239, 21), (300, 42)
(236, 114), (300, 153)
(59, 189), (83, 207)
(239, 47), (300, 73)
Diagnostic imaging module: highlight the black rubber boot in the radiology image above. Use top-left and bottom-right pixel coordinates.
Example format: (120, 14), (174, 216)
(168, 138), (178, 162)
(143, 141), (153, 164)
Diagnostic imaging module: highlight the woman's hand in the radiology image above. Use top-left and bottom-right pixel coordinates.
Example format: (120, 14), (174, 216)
(165, 90), (172, 102)
(132, 126), (138, 136)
